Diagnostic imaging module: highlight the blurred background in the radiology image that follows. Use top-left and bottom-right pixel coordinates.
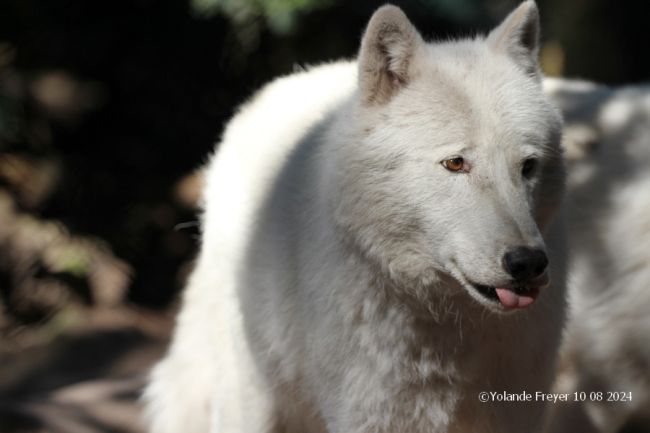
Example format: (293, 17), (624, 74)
(0, 0), (648, 431)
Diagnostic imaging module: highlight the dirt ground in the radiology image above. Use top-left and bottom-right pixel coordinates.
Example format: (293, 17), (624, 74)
(0, 305), (173, 433)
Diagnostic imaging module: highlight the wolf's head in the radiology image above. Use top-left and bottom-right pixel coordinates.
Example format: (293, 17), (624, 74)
(329, 1), (564, 313)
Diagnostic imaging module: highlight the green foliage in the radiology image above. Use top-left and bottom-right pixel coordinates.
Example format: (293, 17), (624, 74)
(192, 0), (333, 34)
(421, 0), (481, 23)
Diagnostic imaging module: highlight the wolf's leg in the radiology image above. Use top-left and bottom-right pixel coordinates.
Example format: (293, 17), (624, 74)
(143, 263), (274, 433)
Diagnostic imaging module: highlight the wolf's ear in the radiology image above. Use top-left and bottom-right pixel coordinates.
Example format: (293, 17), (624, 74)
(487, 0), (540, 77)
(358, 6), (424, 105)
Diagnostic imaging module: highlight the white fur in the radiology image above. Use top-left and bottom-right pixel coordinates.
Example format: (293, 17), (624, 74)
(144, 62), (358, 433)
(544, 79), (650, 433)
(144, 3), (567, 432)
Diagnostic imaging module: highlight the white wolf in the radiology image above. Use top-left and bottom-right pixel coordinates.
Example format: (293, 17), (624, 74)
(144, 2), (567, 432)
(543, 80), (650, 433)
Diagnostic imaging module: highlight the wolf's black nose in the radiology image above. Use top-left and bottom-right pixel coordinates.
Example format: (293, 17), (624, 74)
(503, 247), (548, 280)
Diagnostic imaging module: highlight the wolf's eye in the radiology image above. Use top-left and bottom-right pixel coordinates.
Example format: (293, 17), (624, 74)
(442, 157), (464, 172)
(522, 159), (536, 177)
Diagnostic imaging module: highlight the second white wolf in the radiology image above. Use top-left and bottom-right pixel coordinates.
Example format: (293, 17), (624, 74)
(544, 80), (650, 433)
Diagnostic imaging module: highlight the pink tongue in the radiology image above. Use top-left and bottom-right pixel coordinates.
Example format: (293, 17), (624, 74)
(495, 287), (539, 310)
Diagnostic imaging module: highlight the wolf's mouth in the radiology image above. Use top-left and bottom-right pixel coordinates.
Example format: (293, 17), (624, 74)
(473, 284), (500, 302)
(472, 283), (540, 310)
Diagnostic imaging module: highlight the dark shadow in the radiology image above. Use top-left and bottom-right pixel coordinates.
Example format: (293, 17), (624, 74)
(0, 330), (150, 399)
(0, 404), (43, 433)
